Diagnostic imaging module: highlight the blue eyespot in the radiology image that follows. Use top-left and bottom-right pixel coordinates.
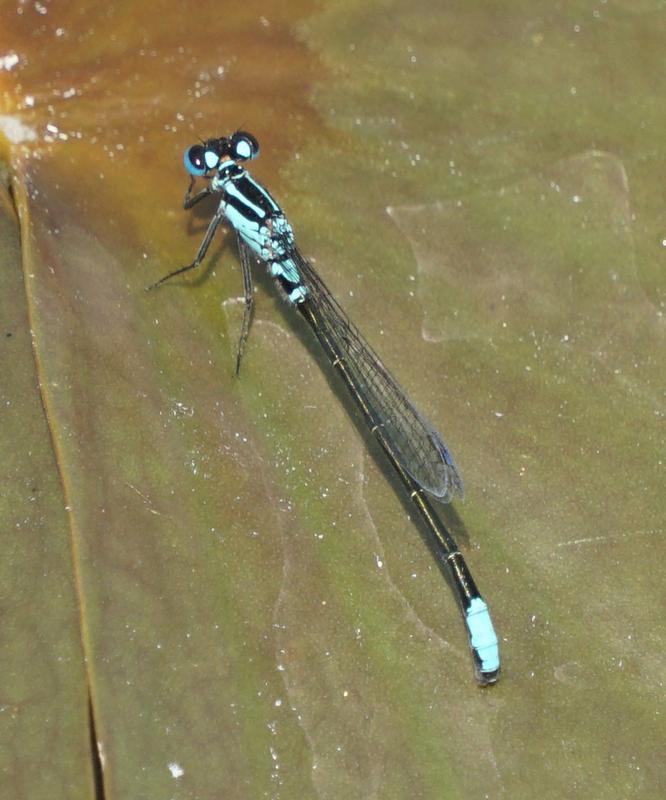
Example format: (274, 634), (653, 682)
(183, 145), (208, 176)
(229, 131), (259, 161)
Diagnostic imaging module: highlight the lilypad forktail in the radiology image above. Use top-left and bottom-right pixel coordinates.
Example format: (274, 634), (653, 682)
(149, 131), (500, 685)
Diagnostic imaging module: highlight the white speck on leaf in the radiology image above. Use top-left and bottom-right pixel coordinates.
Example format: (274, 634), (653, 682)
(168, 762), (184, 779)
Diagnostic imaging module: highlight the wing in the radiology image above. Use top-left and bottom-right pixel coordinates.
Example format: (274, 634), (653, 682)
(293, 250), (463, 503)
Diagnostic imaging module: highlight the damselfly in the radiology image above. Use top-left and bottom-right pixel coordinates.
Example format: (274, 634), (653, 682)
(149, 131), (500, 685)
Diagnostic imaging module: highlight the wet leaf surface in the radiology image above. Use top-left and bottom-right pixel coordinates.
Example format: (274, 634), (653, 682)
(0, 181), (92, 797)
(0, 2), (664, 799)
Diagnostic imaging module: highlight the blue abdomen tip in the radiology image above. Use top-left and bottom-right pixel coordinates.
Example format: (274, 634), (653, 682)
(466, 597), (500, 675)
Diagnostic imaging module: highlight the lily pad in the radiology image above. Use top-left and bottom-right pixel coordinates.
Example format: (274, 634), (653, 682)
(0, 2), (663, 799)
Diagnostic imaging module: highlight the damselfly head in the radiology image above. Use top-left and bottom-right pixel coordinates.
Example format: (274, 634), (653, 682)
(183, 131), (258, 176)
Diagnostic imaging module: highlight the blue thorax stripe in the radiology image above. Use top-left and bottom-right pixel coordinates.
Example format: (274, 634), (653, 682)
(225, 182), (267, 220)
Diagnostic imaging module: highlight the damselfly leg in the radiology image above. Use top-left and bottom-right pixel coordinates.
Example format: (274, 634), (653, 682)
(146, 202), (226, 291)
(235, 236), (255, 375)
(183, 175), (214, 210)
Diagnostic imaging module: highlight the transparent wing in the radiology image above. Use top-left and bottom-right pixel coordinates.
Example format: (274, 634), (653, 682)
(293, 250), (463, 503)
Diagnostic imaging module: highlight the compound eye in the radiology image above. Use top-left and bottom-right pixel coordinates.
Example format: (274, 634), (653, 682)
(183, 144), (208, 176)
(229, 131), (259, 161)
